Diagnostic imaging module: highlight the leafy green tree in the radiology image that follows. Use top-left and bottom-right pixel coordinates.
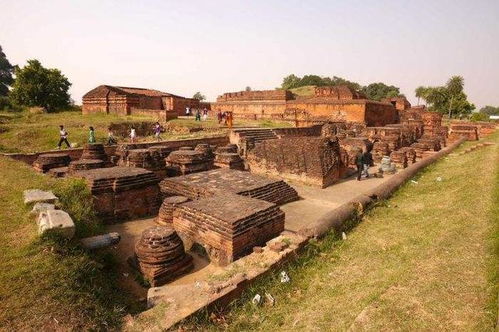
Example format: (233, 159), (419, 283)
(417, 76), (474, 118)
(281, 74), (301, 90)
(192, 91), (206, 101)
(280, 74), (361, 91)
(361, 82), (401, 101)
(0, 45), (14, 96)
(479, 105), (499, 116)
(470, 112), (489, 122)
(327, 76), (362, 91)
(10, 59), (71, 112)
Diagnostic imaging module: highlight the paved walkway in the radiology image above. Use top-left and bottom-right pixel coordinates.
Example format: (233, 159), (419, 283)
(282, 169), (394, 232)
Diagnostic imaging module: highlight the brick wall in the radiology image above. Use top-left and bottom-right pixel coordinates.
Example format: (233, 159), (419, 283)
(247, 137), (343, 188)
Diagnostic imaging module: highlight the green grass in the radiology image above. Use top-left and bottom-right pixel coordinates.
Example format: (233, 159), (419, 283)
(289, 85), (316, 97)
(182, 132), (499, 331)
(0, 156), (141, 330)
(0, 111), (291, 154)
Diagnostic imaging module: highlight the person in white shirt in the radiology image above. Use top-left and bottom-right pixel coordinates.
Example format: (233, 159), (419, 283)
(57, 125), (71, 149)
(130, 126), (137, 143)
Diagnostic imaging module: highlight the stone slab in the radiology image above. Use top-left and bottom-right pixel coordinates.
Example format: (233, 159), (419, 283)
(37, 209), (75, 239)
(23, 189), (58, 205)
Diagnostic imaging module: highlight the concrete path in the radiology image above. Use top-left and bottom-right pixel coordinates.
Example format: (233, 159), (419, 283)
(282, 170), (394, 233)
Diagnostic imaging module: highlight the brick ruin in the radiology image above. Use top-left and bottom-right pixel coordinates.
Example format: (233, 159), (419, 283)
(247, 137), (343, 188)
(22, 107), (497, 284)
(133, 225), (193, 286)
(212, 86), (408, 127)
(173, 193), (285, 266)
(73, 167), (160, 223)
(82, 85), (207, 119)
(159, 168), (299, 206)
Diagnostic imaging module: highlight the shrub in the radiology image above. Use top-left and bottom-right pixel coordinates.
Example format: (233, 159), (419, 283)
(53, 179), (103, 237)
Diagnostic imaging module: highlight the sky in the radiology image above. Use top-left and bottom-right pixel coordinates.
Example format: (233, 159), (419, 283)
(1, 0), (498, 108)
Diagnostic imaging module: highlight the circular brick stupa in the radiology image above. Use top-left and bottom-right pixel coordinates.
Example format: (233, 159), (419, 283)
(157, 196), (189, 225)
(135, 226), (193, 286)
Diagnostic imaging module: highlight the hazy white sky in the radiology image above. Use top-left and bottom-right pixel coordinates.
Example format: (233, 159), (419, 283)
(1, 0), (498, 108)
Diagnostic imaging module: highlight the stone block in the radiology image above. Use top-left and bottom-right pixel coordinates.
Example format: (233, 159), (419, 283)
(24, 189), (58, 206)
(37, 210), (75, 239)
(30, 202), (56, 216)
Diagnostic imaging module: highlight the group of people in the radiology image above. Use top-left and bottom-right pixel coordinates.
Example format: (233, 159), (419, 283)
(216, 109), (233, 127)
(185, 107), (209, 121)
(56, 121), (164, 149)
(355, 148), (374, 181)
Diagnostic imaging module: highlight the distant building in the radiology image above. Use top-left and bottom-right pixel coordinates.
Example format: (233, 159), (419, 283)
(82, 85), (206, 120)
(212, 86), (408, 127)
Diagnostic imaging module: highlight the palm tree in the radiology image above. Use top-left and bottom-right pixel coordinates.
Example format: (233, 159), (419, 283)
(446, 76), (464, 118)
(415, 86), (426, 106)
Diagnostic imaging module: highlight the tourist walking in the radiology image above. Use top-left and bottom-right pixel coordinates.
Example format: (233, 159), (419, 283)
(202, 108), (208, 121)
(217, 109), (222, 124)
(195, 109), (201, 121)
(355, 148), (364, 181)
(107, 127), (117, 145)
(57, 125), (71, 149)
(362, 148), (373, 178)
(222, 111), (227, 125)
(130, 126), (137, 143)
(185, 106), (190, 116)
(154, 122), (163, 141)
(88, 126), (96, 143)
(227, 111), (233, 128)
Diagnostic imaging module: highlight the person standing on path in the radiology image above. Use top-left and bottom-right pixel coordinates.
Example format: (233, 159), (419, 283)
(362, 148), (373, 178)
(130, 126), (137, 143)
(195, 109), (201, 121)
(355, 148), (364, 181)
(57, 125), (71, 149)
(88, 126), (96, 144)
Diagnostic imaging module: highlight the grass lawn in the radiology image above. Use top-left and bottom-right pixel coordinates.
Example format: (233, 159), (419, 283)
(186, 132), (499, 331)
(0, 156), (141, 330)
(0, 111), (291, 154)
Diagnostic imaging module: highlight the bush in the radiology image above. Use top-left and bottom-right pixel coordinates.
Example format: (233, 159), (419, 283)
(53, 179), (103, 237)
(470, 112), (489, 122)
(0, 96), (24, 112)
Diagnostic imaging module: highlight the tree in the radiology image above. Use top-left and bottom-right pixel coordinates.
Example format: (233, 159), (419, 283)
(192, 91), (206, 101)
(281, 74), (301, 90)
(361, 82), (401, 101)
(417, 75), (474, 117)
(415, 86), (427, 105)
(9, 60), (71, 112)
(470, 112), (489, 122)
(280, 74), (362, 91)
(479, 105), (499, 116)
(245, 86), (252, 92)
(0, 45), (14, 96)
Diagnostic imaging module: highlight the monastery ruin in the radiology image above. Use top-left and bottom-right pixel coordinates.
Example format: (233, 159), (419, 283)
(212, 86), (401, 126)
(82, 85), (206, 120)
(10, 83), (496, 329)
